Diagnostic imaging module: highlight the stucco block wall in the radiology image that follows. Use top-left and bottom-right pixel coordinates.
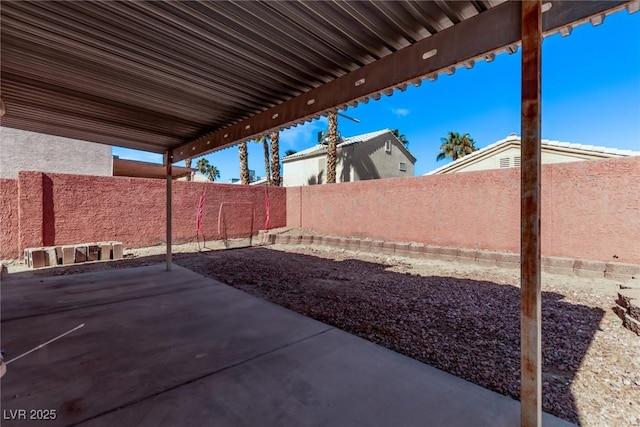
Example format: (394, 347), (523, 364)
(0, 179), (19, 259)
(0, 127), (113, 179)
(0, 172), (286, 258)
(287, 156), (640, 263)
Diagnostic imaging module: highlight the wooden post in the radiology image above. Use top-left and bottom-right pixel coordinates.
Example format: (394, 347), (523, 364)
(520, 1), (542, 426)
(165, 151), (173, 271)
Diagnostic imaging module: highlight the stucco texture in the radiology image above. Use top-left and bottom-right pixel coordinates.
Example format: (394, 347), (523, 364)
(287, 156), (640, 263)
(1, 172), (285, 257)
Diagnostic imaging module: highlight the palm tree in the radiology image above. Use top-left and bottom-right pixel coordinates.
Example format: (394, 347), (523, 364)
(185, 158), (193, 181)
(270, 131), (281, 186)
(436, 132), (477, 162)
(391, 129), (409, 146)
(284, 149), (297, 157)
(196, 158), (220, 181)
(257, 135), (271, 185)
(326, 110), (338, 184)
(239, 142), (249, 184)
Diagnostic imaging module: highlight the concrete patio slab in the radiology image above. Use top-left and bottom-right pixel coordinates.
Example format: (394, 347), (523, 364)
(0, 264), (574, 427)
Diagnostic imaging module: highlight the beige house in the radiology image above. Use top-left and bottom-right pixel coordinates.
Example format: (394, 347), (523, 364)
(426, 133), (640, 175)
(282, 129), (416, 187)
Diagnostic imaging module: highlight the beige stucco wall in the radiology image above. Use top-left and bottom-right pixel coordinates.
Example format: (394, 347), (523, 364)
(282, 134), (414, 186)
(452, 146), (611, 174)
(0, 127), (113, 179)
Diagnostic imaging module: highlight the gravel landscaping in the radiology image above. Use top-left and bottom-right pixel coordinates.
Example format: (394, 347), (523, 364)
(4, 241), (639, 426)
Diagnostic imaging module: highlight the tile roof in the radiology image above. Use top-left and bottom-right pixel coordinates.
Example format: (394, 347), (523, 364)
(425, 133), (640, 175)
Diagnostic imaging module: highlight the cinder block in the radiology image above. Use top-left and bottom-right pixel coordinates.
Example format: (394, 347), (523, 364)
(62, 246), (75, 265)
(30, 248), (46, 268)
(407, 243), (426, 258)
(98, 243), (112, 261)
(457, 248), (477, 264)
(369, 240), (384, 253)
(381, 242), (396, 255)
(289, 235), (302, 245)
(87, 244), (100, 261)
(574, 260), (605, 278)
(395, 243), (411, 257)
(495, 252), (520, 269)
(542, 257), (575, 275)
(55, 246), (64, 265)
(475, 250), (499, 266)
(111, 242), (123, 260)
(43, 247), (58, 266)
(434, 247), (457, 262)
(421, 246), (439, 260)
(300, 236), (313, 245)
(358, 240), (372, 252)
(346, 238), (360, 251)
(74, 245), (88, 263)
(275, 235), (290, 244)
(312, 236), (324, 246)
(604, 262), (640, 281)
(325, 237), (340, 248)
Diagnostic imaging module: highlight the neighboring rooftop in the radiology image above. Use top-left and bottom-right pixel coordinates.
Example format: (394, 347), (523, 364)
(282, 129), (415, 162)
(426, 133), (640, 175)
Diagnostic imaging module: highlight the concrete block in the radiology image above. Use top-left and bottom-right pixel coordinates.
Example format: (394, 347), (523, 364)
(434, 247), (457, 262)
(98, 243), (112, 261)
(300, 236), (313, 245)
(43, 247), (58, 266)
(275, 235), (290, 245)
(604, 262), (640, 281)
(110, 242), (123, 260)
(346, 238), (360, 251)
(336, 238), (349, 249)
(395, 243), (411, 257)
(55, 246), (64, 264)
(61, 246), (75, 265)
(312, 236), (324, 246)
(325, 237), (340, 248)
(457, 248), (477, 264)
(542, 257), (575, 275)
(381, 242), (396, 255)
(87, 244), (100, 261)
(75, 245), (88, 263)
(407, 243), (426, 259)
(289, 235), (302, 245)
(29, 249), (46, 268)
(369, 240), (384, 253)
(574, 260), (605, 278)
(358, 240), (372, 252)
(475, 250), (499, 267)
(495, 252), (520, 269)
(421, 246), (439, 260)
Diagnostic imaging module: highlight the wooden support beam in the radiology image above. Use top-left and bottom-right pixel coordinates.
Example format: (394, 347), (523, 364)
(165, 151), (173, 271)
(520, 1), (542, 426)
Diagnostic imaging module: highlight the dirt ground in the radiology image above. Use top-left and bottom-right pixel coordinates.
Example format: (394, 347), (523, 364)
(3, 241), (639, 426)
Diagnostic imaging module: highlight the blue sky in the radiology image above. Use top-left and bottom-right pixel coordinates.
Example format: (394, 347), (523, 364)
(113, 10), (640, 181)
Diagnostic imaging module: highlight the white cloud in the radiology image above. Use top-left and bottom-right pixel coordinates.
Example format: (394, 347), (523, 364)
(279, 117), (328, 149)
(391, 108), (410, 117)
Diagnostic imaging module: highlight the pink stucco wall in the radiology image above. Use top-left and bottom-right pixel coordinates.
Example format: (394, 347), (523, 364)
(287, 156), (640, 263)
(0, 172), (286, 258)
(0, 179), (19, 259)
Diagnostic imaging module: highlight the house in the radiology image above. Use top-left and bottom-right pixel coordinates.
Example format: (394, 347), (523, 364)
(0, 127), (193, 180)
(426, 133), (640, 175)
(282, 129), (416, 186)
(0, 127), (112, 179)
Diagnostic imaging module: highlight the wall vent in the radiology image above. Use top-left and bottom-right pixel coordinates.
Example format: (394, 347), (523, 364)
(499, 157), (510, 168)
(399, 162), (407, 172)
(385, 140), (392, 153)
(514, 156), (521, 167)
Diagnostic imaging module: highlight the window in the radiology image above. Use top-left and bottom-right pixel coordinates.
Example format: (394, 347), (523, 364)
(514, 156), (521, 167)
(399, 162), (407, 172)
(385, 140), (392, 153)
(499, 157), (510, 168)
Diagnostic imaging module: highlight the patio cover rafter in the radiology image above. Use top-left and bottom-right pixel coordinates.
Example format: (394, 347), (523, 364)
(172, 0), (630, 162)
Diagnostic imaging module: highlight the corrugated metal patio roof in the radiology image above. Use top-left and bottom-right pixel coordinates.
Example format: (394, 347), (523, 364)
(0, 1), (634, 162)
